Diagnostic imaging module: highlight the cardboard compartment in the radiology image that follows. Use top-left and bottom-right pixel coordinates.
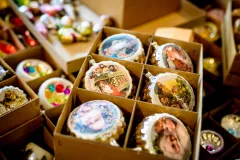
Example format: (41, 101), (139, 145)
(201, 115), (238, 159)
(131, 0), (206, 34)
(0, 58), (14, 85)
(82, 0), (180, 29)
(219, 142), (240, 159)
(147, 35), (203, 75)
(126, 100), (200, 160)
(54, 88), (136, 160)
(90, 27), (152, 64)
(0, 115), (54, 159)
(77, 54), (144, 99)
(139, 64), (201, 113)
(44, 106), (63, 134)
(0, 76), (40, 135)
(203, 81), (215, 98)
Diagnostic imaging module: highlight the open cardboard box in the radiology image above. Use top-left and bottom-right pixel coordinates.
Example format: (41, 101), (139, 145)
(81, 0), (181, 29)
(0, 76), (40, 135)
(131, 0), (206, 34)
(200, 99), (240, 159)
(54, 88), (201, 160)
(54, 27), (203, 160)
(0, 115), (54, 159)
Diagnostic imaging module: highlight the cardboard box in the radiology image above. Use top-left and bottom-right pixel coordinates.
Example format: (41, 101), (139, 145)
(154, 27), (194, 42)
(0, 76), (40, 135)
(8, 0), (93, 74)
(131, 0), (206, 34)
(82, 0), (180, 29)
(220, 0), (240, 87)
(54, 27), (203, 160)
(0, 58), (15, 85)
(199, 99), (240, 159)
(0, 115), (54, 158)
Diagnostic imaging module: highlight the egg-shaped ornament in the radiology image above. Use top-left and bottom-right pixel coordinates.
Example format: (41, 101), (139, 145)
(24, 142), (53, 160)
(16, 59), (53, 82)
(0, 86), (28, 115)
(150, 42), (193, 72)
(67, 100), (126, 146)
(38, 77), (73, 110)
(135, 113), (191, 160)
(221, 114), (240, 138)
(99, 33), (145, 63)
(143, 70), (195, 111)
(84, 59), (133, 98)
(200, 130), (224, 154)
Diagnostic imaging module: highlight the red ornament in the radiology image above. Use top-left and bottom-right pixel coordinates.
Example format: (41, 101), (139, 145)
(0, 41), (17, 55)
(9, 15), (24, 26)
(24, 31), (38, 46)
(56, 84), (64, 93)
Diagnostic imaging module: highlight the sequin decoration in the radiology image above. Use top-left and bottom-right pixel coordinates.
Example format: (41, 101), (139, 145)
(200, 130), (224, 154)
(21, 59), (53, 79)
(0, 86), (28, 115)
(45, 82), (71, 107)
(221, 114), (240, 138)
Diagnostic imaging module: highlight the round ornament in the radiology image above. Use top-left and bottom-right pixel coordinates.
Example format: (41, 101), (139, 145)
(0, 65), (7, 81)
(143, 71), (195, 111)
(24, 142), (53, 160)
(151, 43), (193, 72)
(200, 130), (224, 154)
(84, 60), (133, 98)
(99, 33), (145, 62)
(135, 113), (191, 160)
(221, 114), (240, 138)
(0, 86), (28, 115)
(193, 22), (219, 42)
(38, 77), (73, 110)
(67, 100), (126, 145)
(16, 59), (53, 82)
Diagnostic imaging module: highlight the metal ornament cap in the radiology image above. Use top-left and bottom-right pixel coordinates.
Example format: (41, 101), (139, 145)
(200, 130), (224, 154)
(151, 43), (194, 73)
(67, 100), (126, 144)
(84, 61), (133, 98)
(135, 113), (191, 160)
(38, 77), (73, 110)
(0, 86), (28, 115)
(99, 33), (145, 62)
(16, 59), (53, 82)
(221, 114), (240, 138)
(146, 72), (195, 111)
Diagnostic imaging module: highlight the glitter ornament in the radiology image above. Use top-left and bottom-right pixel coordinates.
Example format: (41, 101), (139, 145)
(221, 114), (240, 138)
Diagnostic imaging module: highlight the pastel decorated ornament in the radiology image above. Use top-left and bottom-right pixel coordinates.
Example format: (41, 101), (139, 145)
(24, 142), (53, 160)
(0, 86), (28, 115)
(67, 100), (126, 146)
(135, 113), (191, 160)
(58, 16), (87, 43)
(38, 77), (73, 110)
(207, 8), (224, 22)
(150, 42), (193, 73)
(193, 22), (219, 42)
(84, 59), (133, 98)
(39, 14), (57, 30)
(99, 33), (145, 62)
(200, 130), (224, 154)
(18, 5), (35, 22)
(93, 15), (113, 33)
(74, 21), (93, 36)
(143, 70), (195, 111)
(221, 114), (240, 138)
(0, 65), (7, 81)
(16, 59), (53, 82)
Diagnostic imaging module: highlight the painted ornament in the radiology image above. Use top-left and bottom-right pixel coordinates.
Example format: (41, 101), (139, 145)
(135, 113), (191, 160)
(201, 130), (224, 154)
(16, 59), (53, 82)
(99, 33), (145, 62)
(67, 100), (126, 146)
(143, 71), (195, 111)
(84, 59), (133, 98)
(0, 86), (28, 115)
(38, 77), (73, 110)
(150, 42), (193, 72)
